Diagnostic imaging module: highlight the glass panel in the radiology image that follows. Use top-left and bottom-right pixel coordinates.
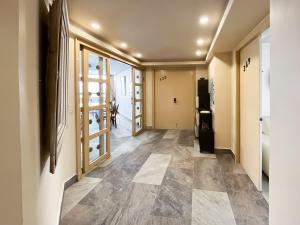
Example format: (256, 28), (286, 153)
(79, 81), (83, 107)
(89, 109), (107, 135)
(88, 82), (106, 106)
(135, 101), (141, 117)
(135, 117), (142, 133)
(80, 142), (83, 168)
(88, 53), (103, 79)
(80, 111), (83, 138)
(89, 133), (107, 164)
(89, 136), (100, 163)
(135, 69), (142, 84)
(102, 58), (106, 80)
(79, 50), (83, 78)
(135, 85), (142, 100)
(100, 133), (107, 155)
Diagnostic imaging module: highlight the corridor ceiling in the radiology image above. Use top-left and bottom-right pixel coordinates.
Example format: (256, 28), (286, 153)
(67, 0), (269, 62)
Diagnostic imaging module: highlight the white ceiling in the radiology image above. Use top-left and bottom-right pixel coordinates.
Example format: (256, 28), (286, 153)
(211, 0), (270, 53)
(67, 0), (228, 62)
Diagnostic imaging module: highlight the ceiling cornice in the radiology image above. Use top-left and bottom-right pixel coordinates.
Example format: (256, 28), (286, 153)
(206, 0), (235, 62)
(69, 23), (141, 66)
(70, 23), (207, 68)
(141, 61), (206, 67)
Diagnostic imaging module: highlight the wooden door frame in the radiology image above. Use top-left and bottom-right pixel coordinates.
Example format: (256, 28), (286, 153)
(132, 67), (145, 136)
(75, 39), (144, 178)
(75, 39), (112, 177)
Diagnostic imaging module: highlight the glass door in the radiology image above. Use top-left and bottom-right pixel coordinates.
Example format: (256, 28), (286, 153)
(81, 48), (110, 173)
(132, 68), (144, 136)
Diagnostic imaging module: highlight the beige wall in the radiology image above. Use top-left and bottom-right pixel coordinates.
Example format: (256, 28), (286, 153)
(154, 69), (195, 129)
(270, 0), (300, 224)
(145, 66), (207, 129)
(145, 68), (154, 128)
(0, 1), (23, 224)
(208, 53), (232, 149)
(0, 1), (77, 225)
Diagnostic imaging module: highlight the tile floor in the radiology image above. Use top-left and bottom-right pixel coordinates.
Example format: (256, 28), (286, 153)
(61, 130), (269, 225)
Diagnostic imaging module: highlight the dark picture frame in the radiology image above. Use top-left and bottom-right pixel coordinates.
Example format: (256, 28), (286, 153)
(45, 0), (69, 174)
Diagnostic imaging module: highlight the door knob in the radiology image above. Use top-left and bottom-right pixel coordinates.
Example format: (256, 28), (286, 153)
(174, 98), (177, 103)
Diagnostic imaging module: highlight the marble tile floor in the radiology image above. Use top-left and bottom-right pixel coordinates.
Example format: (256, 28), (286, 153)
(61, 130), (268, 225)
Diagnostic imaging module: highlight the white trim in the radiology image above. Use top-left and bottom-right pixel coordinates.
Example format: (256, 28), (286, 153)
(206, 0), (235, 62)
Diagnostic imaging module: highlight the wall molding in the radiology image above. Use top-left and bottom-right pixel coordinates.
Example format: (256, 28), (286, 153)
(206, 0), (235, 62)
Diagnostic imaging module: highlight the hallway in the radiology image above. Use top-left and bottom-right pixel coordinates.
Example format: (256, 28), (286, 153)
(61, 130), (268, 225)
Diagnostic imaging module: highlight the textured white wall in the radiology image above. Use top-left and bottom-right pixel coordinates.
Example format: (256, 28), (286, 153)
(270, 0), (300, 224)
(0, 1), (23, 225)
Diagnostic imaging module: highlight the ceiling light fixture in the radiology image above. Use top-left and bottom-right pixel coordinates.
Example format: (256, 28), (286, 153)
(120, 42), (128, 49)
(136, 53), (142, 58)
(91, 22), (101, 30)
(197, 38), (204, 46)
(196, 50), (202, 56)
(199, 16), (209, 25)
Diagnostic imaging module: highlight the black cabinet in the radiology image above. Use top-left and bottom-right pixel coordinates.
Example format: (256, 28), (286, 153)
(199, 130), (214, 153)
(197, 78), (215, 153)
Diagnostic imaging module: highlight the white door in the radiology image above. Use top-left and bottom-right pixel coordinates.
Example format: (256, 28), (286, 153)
(240, 37), (262, 190)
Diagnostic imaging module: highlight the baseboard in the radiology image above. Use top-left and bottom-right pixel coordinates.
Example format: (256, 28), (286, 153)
(145, 126), (153, 129)
(59, 174), (78, 225)
(215, 148), (235, 160)
(64, 174), (78, 190)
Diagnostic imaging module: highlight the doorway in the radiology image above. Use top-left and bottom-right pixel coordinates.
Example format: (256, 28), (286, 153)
(154, 69), (195, 129)
(109, 60), (145, 149)
(260, 29), (270, 202)
(78, 46), (111, 174)
(109, 59), (132, 150)
(75, 40), (145, 176)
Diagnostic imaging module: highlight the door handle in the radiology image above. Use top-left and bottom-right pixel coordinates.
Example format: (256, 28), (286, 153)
(174, 98), (177, 103)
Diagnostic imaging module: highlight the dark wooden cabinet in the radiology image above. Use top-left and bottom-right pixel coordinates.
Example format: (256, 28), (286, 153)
(197, 78), (215, 153)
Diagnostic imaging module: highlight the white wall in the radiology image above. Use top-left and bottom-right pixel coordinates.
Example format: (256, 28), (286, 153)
(0, 1), (77, 225)
(270, 0), (300, 224)
(208, 53), (232, 149)
(113, 68), (132, 120)
(0, 1), (23, 224)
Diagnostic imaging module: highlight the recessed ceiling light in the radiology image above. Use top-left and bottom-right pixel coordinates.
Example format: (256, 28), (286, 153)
(196, 50), (202, 56)
(197, 38), (204, 46)
(120, 42), (128, 49)
(199, 16), (209, 25)
(136, 53), (142, 58)
(91, 22), (101, 30)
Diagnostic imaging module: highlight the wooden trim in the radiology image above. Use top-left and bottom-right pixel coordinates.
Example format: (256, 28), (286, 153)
(132, 68), (145, 136)
(106, 58), (111, 158)
(88, 78), (107, 83)
(82, 48), (90, 173)
(88, 105), (107, 111)
(88, 128), (108, 140)
(80, 46), (111, 173)
(75, 38), (83, 179)
(131, 67), (135, 136)
(76, 39), (142, 69)
(236, 50), (241, 163)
